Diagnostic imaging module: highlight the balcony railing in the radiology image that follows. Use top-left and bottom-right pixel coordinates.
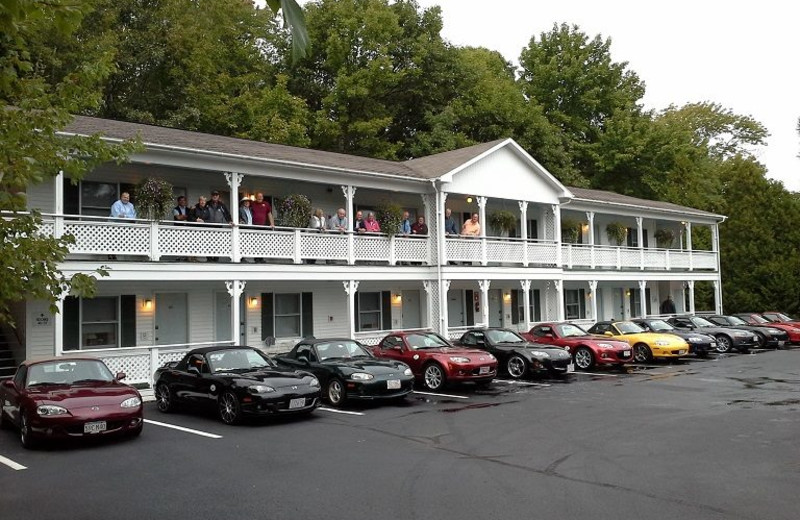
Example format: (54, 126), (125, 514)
(561, 243), (717, 271)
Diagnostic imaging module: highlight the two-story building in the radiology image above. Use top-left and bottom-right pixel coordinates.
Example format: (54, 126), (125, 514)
(5, 116), (725, 386)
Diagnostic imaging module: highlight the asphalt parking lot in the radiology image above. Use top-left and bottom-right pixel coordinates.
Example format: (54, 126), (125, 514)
(2, 349), (799, 520)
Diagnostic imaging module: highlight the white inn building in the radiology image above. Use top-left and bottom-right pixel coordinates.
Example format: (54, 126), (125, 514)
(4, 116), (725, 386)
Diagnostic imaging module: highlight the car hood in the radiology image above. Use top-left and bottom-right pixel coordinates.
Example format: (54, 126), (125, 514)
(496, 342), (566, 354)
(215, 368), (314, 387)
(323, 358), (409, 374)
(27, 382), (139, 407)
(561, 337), (630, 349)
(421, 346), (491, 356)
(604, 332), (686, 345)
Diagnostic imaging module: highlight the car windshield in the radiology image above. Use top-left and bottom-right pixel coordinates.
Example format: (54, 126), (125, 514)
(485, 329), (525, 343)
(726, 316), (747, 325)
(556, 324), (588, 337)
(646, 320), (673, 332)
(614, 321), (645, 334)
(749, 314), (769, 323)
(26, 360), (114, 387)
(315, 341), (372, 361)
(691, 317), (714, 327)
(770, 313), (793, 321)
(406, 333), (450, 350)
(206, 349), (273, 373)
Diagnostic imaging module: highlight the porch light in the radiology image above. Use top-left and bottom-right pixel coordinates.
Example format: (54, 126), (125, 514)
(503, 292), (511, 302)
(466, 196), (473, 204)
(248, 297), (259, 308)
(142, 299), (153, 311)
(392, 294), (402, 304)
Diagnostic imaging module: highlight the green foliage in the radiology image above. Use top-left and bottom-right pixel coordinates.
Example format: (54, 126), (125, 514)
(375, 201), (403, 237)
(561, 219), (582, 244)
(605, 222), (628, 246)
(134, 178), (175, 221)
(265, 0), (310, 62)
(653, 228), (675, 249)
(276, 194), (312, 228)
(489, 210), (517, 235)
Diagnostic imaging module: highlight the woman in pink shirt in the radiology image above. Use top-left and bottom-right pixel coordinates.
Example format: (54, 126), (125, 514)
(358, 212), (381, 232)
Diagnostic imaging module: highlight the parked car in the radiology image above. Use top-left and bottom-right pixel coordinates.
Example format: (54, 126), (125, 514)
(153, 346), (320, 425)
(759, 311), (800, 326)
(734, 313), (800, 344)
(586, 321), (690, 363)
(704, 315), (789, 348)
(371, 331), (497, 391)
(274, 338), (414, 406)
(631, 318), (716, 358)
(522, 322), (632, 371)
(667, 316), (757, 353)
(455, 327), (573, 378)
(0, 357), (143, 449)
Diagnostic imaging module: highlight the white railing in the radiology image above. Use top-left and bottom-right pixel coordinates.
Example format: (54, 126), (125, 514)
(444, 237), (559, 267)
(561, 244), (717, 271)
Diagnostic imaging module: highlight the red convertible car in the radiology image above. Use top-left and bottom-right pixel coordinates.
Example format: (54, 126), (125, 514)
(0, 357), (143, 448)
(371, 331), (497, 391)
(523, 322), (633, 370)
(735, 313), (800, 344)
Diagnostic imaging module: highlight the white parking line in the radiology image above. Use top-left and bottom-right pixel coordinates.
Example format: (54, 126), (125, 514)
(412, 390), (469, 399)
(143, 419), (223, 439)
(317, 407), (365, 416)
(0, 454), (27, 471)
(493, 380), (551, 387)
(575, 372), (620, 377)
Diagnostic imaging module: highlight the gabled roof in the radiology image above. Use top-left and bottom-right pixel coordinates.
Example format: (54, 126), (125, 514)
(405, 139), (507, 178)
(568, 187), (724, 220)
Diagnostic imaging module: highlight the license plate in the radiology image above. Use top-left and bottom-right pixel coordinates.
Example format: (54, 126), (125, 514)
(710, 343), (717, 347)
(84, 421), (106, 434)
(678, 350), (686, 355)
(778, 341), (785, 347)
(479, 366), (490, 374)
(623, 351), (631, 357)
(289, 398), (306, 409)
(567, 363), (575, 373)
(387, 379), (401, 389)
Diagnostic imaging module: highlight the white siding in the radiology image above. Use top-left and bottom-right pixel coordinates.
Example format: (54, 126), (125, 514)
(26, 178), (56, 213)
(26, 300), (55, 359)
(189, 290), (214, 344)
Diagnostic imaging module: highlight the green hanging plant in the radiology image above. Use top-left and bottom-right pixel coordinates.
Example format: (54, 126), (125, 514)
(654, 228), (675, 248)
(277, 193), (312, 228)
(489, 210), (517, 236)
(606, 222), (628, 246)
(561, 218), (582, 243)
(375, 200), (403, 237)
(134, 177), (174, 221)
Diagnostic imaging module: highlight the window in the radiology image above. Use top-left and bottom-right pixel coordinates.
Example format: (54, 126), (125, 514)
(527, 219), (538, 240)
(260, 293), (313, 339)
(531, 326), (552, 338)
(275, 294), (301, 337)
(627, 228), (649, 248)
(629, 288), (651, 318)
(63, 295), (136, 350)
(510, 289), (541, 324)
(564, 289), (586, 320)
(354, 291), (391, 332)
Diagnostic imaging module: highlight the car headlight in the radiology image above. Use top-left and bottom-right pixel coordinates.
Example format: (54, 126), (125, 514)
(37, 405), (68, 416)
(449, 356), (470, 363)
(654, 340), (669, 346)
(120, 397), (142, 409)
(766, 329), (781, 334)
(530, 350), (550, 359)
(687, 337), (702, 343)
(403, 368), (413, 376)
(308, 377), (320, 388)
(249, 385), (276, 393)
(596, 343), (614, 348)
(733, 331), (748, 337)
(350, 372), (374, 381)
(487, 354), (495, 360)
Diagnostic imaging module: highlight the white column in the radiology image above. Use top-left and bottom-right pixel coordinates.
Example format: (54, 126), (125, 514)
(686, 280), (696, 314)
(519, 201), (529, 267)
(520, 280), (532, 327)
(54, 170), (65, 238)
(588, 280), (598, 322)
(440, 192), (448, 265)
(686, 221), (693, 271)
(54, 294), (65, 356)
(555, 280), (565, 321)
(479, 280), (490, 326)
(440, 279), (451, 335)
(586, 211), (595, 245)
(638, 280), (647, 318)
(711, 223), (720, 252)
(713, 279), (723, 314)
(225, 172), (243, 263)
(343, 280), (360, 339)
(341, 185), (356, 229)
(552, 205), (562, 267)
(226, 281), (246, 345)
(477, 197), (487, 238)
(636, 216), (644, 270)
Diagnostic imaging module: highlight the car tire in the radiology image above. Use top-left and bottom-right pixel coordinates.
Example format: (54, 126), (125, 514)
(754, 333), (766, 348)
(218, 392), (242, 425)
(574, 347), (594, 370)
(633, 343), (653, 363)
(715, 335), (732, 353)
(155, 383), (175, 413)
(20, 411), (37, 450)
(422, 363), (446, 391)
(506, 355), (528, 379)
(326, 378), (346, 407)
(696, 350), (710, 359)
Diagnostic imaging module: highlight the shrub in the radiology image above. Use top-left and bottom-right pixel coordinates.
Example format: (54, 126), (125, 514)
(606, 222), (628, 246)
(561, 218), (582, 243)
(276, 194), (312, 228)
(134, 177), (174, 220)
(375, 200), (404, 237)
(654, 228), (675, 248)
(489, 210), (517, 236)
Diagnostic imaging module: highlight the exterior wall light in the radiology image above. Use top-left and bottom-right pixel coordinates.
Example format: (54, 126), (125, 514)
(248, 297), (259, 308)
(142, 299), (153, 311)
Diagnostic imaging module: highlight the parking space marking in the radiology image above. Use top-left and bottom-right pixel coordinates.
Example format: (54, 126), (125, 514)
(0, 454), (27, 471)
(493, 379), (551, 387)
(574, 372), (620, 377)
(317, 407), (365, 416)
(412, 391), (469, 399)
(143, 419), (223, 439)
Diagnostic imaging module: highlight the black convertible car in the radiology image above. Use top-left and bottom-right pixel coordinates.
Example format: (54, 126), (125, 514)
(704, 315), (789, 349)
(455, 328), (573, 378)
(667, 316), (757, 353)
(631, 318), (716, 358)
(154, 346), (320, 425)
(275, 339), (414, 406)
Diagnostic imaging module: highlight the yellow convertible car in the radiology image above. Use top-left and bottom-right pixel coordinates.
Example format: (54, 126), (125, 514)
(587, 320), (689, 362)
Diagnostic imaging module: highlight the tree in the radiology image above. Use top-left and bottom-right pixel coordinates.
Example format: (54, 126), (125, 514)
(0, 0), (138, 326)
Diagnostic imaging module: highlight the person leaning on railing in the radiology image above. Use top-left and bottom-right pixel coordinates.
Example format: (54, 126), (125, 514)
(461, 213), (480, 237)
(358, 212), (381, 233)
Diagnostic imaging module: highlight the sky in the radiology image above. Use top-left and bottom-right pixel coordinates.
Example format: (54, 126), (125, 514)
(413, 0), (800, 191)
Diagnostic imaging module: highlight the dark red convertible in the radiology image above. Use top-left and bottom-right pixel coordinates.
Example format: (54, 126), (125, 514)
(523, 322), (633, 370)
(0, 357), (143, 449)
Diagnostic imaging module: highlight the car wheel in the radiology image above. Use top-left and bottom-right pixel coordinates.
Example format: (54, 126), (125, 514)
(423, 363), (446, 391)
(574, 347), (594, 370)
(506, 355), (527, 379)
(20, 411), (37, 449)
(326, 378), (346, 407)
(218, 392), (242, 425)
(696, 350), (710, 359)
(715, 335), (732, 353)
(633, 343), (653, 363)
(754, 333), (766, 348)
(155, 383), (175, 413)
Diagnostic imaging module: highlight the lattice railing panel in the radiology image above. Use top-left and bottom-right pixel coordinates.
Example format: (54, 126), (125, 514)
(65, 221), (150, 255)
(353, 235), (391, 261)
(157, 350), (189, 367)
(39, 221), (55, 237)
(670, 251), (691, 268)
(446, 238), (482, 261)
(159, 225), (232, 257)
(528, 243), (557, 266)
(96, 351), (151, 385)
(544, 210), (555, 241)
(693, 252), (717, 270)
(301, 232), (349, 261)
(569, 245), (593, 267)
(643, 250), (666, 268)
(353, 332), (389, 346)
(594, 247), (618, 268)
(240, 229), (295, 259)
(394, 237), (428, 263)
(486, 239), (523, 264)
(619, 248), (641, 268)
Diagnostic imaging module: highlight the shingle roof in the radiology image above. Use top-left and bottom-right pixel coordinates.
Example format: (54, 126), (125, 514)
(568, 187), (723, 219)
(405, 139), (507, 178)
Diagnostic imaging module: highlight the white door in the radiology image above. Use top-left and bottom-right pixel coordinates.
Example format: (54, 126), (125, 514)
(215, 292), (230, 342)
(448, 290), (465, 328)
(155, 293), (188, 346)
(401, 290), (421, 329)
(489, 289), (503, 327)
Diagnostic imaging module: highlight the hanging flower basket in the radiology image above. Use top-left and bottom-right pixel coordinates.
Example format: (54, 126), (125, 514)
(375, 200), (403, 237)
(134, 177), (174, 221)
(561, 219), (582, 243)
(489, 210), (517, 236)
(654, 228), (675, 248)
(606, 222), (628, 246)
(276, 193), (312, 228)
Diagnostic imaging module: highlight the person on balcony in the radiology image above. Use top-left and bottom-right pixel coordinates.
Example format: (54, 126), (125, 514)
(207, 191), (232, 226)
(239, 198), (253, 226)
(444, 208), (458, 236)
(400, 211), (412, 235)
(354, 210), (365, 232)
(110, 192), (136, 219)
(192, 196), (211, 223)
(328, 208), (348, 232)
(359, 212), (381, 233)
(461, 213), (481, 237)
(172, 196), (189, 223)
(251, 192), (275, 227)
(306, 208), (327, 264)
(411, 215), (428, 236)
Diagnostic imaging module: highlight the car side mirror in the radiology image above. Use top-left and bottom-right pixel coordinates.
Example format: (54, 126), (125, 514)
(1, 380), (13, 389)
(603, 331), (613, 337)
(115, 371), (126, 381)
(187, 366), (201, 376)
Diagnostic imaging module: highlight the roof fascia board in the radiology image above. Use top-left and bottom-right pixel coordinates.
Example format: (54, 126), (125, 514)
(565, 198), (724, 223)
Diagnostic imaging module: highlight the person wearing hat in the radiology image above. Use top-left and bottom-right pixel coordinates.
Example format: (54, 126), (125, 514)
(239, 197), (253, 226)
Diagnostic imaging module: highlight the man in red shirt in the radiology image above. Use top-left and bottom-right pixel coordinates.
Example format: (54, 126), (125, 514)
(251, 192), (274, 227)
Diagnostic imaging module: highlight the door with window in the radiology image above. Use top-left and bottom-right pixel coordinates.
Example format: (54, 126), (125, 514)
(401, 290), (421, 329)
(448, 290), (465, 328)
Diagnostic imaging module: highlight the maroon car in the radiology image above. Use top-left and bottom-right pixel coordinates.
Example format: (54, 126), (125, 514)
(0, 357), (143, 448)
(371, 331), (497, 391)
(523, 322), (633, 371)
(735, 313), (800, 344)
